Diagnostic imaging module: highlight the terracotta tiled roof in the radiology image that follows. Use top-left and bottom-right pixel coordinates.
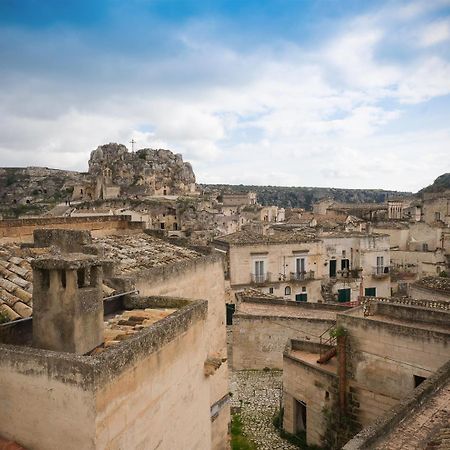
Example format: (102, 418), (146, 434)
(215, 230), (319, 245)
(0, 233), (201, 323)
(94, 234), (201, 274)
(0, 244), (34, 322)
(414, 276), (450, 295)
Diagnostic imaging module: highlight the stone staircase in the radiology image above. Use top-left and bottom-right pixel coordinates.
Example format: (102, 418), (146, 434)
(321, 279), (337, 303)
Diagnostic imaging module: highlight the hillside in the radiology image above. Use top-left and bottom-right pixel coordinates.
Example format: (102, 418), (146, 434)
(418, 173), (450, 195)
(202, 184), (412, 209)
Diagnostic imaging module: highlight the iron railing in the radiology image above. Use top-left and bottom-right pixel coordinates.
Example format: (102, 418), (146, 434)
(251, 272), (271, 284)
(290, 271), (315, 282)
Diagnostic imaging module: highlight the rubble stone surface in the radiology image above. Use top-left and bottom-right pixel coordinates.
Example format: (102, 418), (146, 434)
(230, 370), (297, 450)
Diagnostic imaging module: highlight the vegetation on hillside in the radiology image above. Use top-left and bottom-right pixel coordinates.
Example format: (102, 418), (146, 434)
(202, 184), (411, 210)
(419, 173), (450, 194)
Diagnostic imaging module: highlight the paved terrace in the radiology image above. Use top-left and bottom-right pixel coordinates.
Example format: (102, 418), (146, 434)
(238, 301), (338, 321)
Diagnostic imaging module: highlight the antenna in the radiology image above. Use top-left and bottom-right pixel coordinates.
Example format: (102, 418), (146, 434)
(129, 139), (136, 152)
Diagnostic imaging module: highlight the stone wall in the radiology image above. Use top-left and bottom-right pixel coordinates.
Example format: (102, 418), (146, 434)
(131, 254), (230, 450)
(409, 284), (450, 302)
(339, 307), (450, 428)
(0, 297), (209, 450)
(283, 340), (339, 447)
(232, 312), (336, 370)
(0, 215), (143, 243)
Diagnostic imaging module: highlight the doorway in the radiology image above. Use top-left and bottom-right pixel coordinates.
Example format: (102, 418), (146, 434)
(329, 260), (337, 277)
(295, 400), (307, 433)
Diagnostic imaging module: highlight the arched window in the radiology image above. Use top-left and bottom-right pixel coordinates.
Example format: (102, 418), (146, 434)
(285, 286), (291, 296)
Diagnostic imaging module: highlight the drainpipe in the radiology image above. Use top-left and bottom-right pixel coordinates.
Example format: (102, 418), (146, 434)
(337, 334), (347, 414)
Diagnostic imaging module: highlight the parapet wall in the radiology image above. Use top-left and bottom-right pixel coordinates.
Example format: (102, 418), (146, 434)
(0, 296), (208, 450)
(0, 215), (143, 242)
(343, 359), (450, 450)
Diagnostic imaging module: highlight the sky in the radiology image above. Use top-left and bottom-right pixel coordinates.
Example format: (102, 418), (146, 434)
(0, 0), (450, 192)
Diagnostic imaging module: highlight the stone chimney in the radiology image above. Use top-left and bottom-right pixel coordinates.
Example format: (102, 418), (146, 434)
(31, 254), (104, 354)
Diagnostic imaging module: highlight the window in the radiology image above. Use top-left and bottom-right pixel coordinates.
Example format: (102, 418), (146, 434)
(376, 256), (384, 275)
(365, 287), (376, 297)
(296, 293), (307, 302)
(269, 287), (274, 294)
(338, 288), (351, 302)
(295, 257), (306, 274)
(341, 259), (350, 273)
(435, 212), (441, 221)
(254, 260), (265, 283)
(301, 286), (306, 292)
(422, 243), (428, 251)
(285, 286), (291, 295)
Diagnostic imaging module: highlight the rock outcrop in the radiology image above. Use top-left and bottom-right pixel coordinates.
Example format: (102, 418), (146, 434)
(87, 143), (196, 198)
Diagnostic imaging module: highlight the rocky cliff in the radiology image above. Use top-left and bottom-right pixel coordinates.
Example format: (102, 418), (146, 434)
(89, 143), (196, 196)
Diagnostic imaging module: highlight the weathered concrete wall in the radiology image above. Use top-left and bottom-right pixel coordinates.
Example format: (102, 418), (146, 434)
(0, 346), (97, 450)
(95, 319), (211, 450)
(283, 342), (338, 447)
(232, 314), (335, 370)
(133, 255), (230, 450)
(391, 249), (446, 276)
(0, 216), (143, 243)
(340, 309), (450, 428)
(0, 298), (213, 450)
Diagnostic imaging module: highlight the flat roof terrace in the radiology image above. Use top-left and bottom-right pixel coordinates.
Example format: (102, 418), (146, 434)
(237, 301), (338, 321)
(341, 300), (450, 336)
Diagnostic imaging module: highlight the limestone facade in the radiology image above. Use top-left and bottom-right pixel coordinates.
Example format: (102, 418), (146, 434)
(214, 230), (391, 304)
(282, 298), (450, 448)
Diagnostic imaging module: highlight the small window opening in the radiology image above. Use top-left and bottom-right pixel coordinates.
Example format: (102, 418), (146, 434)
(414, 375), (426, 388)
(285, 286), (291, 295)
(61, 270), (66, 289)
(325, 391), (330, 400)
(77, 269), (86, 288)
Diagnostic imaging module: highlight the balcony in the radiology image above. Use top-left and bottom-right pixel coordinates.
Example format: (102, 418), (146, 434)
(337, 268), (362, 279)
(251, 272), (272, 284)
(290, 271), (315, 282)
(372, 266), (390, 278)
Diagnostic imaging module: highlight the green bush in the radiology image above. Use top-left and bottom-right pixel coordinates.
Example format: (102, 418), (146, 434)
(231, 414), (256, 450)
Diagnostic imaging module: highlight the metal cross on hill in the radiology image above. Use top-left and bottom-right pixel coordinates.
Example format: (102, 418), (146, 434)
(129, 139), (136, 152)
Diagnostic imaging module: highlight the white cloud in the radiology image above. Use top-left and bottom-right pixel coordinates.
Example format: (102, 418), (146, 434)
(419, 19), (450, 46)
(0, 1), (449, 192)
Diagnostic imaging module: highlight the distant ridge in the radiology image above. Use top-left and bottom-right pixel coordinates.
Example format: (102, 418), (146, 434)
(202, 184), (412, 210)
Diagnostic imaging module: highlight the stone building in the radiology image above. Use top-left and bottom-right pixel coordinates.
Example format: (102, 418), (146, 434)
(282, 297), (450, 449)
(231, 289), (349, 370)
(343, 359), (450, 450)
(72, 143), (197, 201)
(0, 229), (229, 450)
(213, 229), (391, 304)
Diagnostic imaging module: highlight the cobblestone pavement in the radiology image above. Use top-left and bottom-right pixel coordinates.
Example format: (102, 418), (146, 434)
(230, 370), (298, 450)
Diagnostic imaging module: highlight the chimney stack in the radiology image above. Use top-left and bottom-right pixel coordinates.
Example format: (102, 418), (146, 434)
(31, 254), (104, 354)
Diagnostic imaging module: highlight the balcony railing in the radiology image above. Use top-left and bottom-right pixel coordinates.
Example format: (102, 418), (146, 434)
(290, 271), (315, 282)
(251, 272), (271, 284)
(337, 268), (362, 279)
(372, 266), (390, 277)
